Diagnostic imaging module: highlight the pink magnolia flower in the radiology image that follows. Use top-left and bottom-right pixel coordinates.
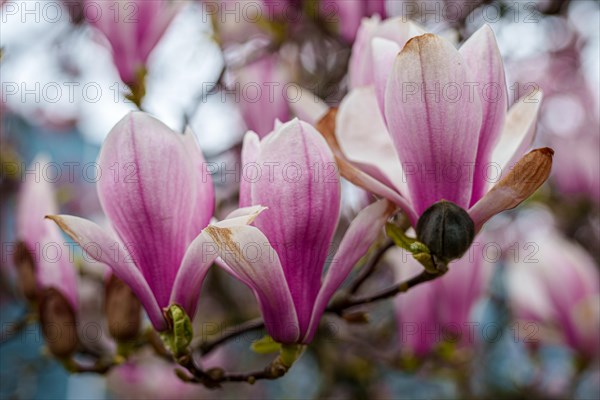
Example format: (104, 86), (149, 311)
(506, 225), (600, 357)
(84, 0), (183, 86)
(204, 119), (394, 344)
(15, 155), (78, 310)
(47, 112), (220, 331)
(321, 0), (388, 42)
(233, 54), (292, 137)
(327, 24), (553, 233)
(394, 246), (491, 356)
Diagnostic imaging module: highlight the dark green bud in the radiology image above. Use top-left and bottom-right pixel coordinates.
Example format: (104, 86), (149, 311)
(416, 200), (475, 263)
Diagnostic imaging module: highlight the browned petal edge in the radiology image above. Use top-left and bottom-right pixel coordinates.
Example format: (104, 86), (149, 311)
(499, 147), (554, 199)
(315, 108), (366, 184)
(39, 287), (79, 359)
(472, 147), (554, 231)
(45, 215), (79, 243)
(204, 226), (243, 261)
(402, 33), (439, 54)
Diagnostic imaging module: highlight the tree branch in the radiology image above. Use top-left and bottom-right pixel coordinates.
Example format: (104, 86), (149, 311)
(328, 270), (447, 315)
(348, 239), (394, 295)
(198, 317), (265, 356)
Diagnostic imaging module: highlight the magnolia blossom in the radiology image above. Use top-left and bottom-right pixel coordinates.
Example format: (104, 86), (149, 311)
(48, 112), (221, 331)
(393, 245), (491, 356)
(506, 224), (600, 357)
(204, 119), (394, 344)
(15, 155), (78, 311)
(84, 0), (183, 86)
(324, 23), (553, 233)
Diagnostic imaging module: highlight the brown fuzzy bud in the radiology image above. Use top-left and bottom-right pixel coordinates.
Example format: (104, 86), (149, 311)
(105, 275), (141, 341)
(14, 241), (37, 302)
(39, 288), (78, 359)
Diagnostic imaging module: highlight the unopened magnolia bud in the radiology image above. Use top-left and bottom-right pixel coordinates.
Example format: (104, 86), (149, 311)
(39, 288), (78, 359)
(15, 241), (37, 302)
(105, 275), (141, 341)
(416, 200), (475, 263)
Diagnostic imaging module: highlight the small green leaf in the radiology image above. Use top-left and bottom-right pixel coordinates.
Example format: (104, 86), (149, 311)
(279, 344), (304, 367)
(386, 223), (417, 251)
(250, 335), (281, 354)
(386, 223), (437, 272)
(160, 304), (193, 358)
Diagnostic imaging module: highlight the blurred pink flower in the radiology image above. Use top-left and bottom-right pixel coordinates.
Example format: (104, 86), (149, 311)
(233, 54), (292, 137)
(506, 226), (600, 357)
(393, 245), (491, 356)
(48, 112), (218, 331)
(107, 352), (215, 399)
(331, 24), (552, 231)
(84, 0), (183, 85)
(509, 37), (600, 202)
(321, 0), (388, 42)
(16, 154), (78, 311)
(348, 15), (424, 89)
(205, 119), (394, 343)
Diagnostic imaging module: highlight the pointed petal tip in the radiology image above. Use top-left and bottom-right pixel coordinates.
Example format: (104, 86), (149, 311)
(538, 147), (554, 157)
(45, 215), (75, 239)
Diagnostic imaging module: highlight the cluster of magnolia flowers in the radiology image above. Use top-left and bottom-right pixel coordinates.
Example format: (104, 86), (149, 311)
(8, 7), (561, 384)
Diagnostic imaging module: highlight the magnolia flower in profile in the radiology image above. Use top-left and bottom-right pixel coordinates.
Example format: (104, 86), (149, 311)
(393, 244), (491, 356)
(320, 24), (553, 262)
(47, 112), (221, 332)
(84, 0), (183, 88)
(506, 221), (600, 358)
(15, 155), (79, 357)
(205, 119), (394, 344)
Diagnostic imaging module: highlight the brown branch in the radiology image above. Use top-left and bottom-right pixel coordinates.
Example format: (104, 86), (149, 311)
(177, 352), (291, 388)
(328, 270), (447, 315)
(198, 317), (265, 356)
(348, 239), (394, 295)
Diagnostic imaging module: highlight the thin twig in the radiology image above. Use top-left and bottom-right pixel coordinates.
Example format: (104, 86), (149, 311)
(328, 270), (446, 314)
(348, 239), (394, 295)
(178, 353), (289, 388)
(198, 317), (265, 356)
